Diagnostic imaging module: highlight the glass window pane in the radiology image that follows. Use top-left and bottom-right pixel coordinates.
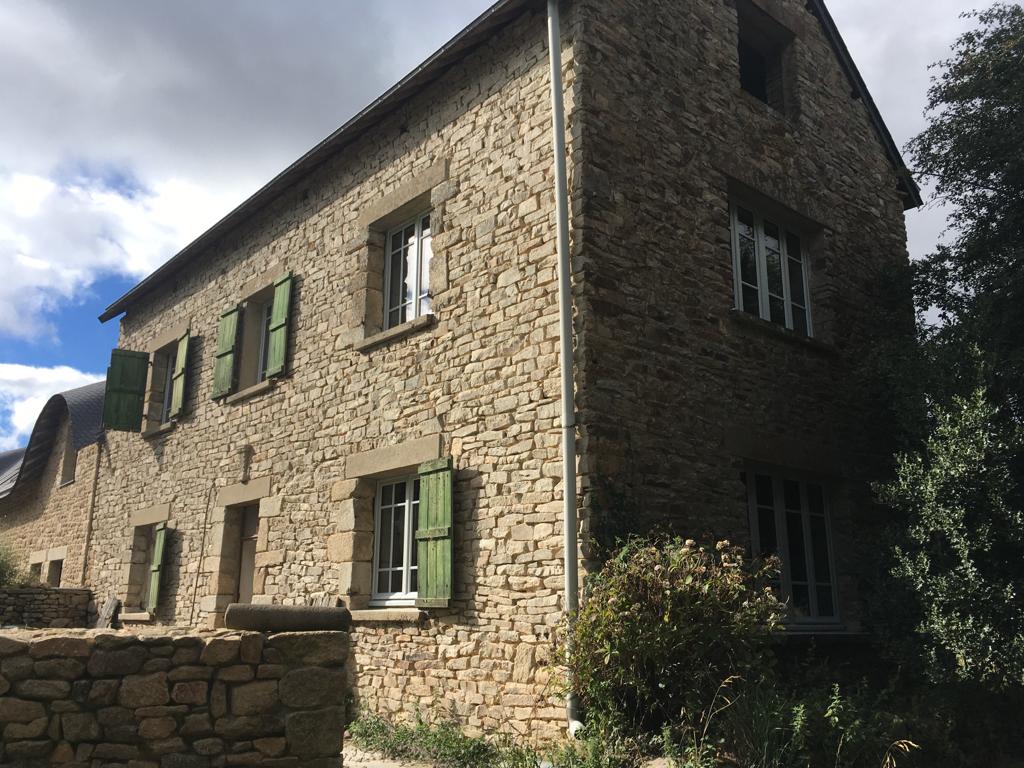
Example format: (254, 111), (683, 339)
(391, 570), (404, 594)
(388, 250), (405, 313)
(787, 512), (807, 581)
(377, 571), (390, 594)
(791, 584), (811, 617)
(740, 237), (758, 286)
(381, 483), (394, 507)
(788, 258), (806, 306)
(377, 508), (392, 570)
(793, 307), (808, 337)
(737, 206), (755, 235)
(816, 586), (834, 618)
(810, 515), (831, 582)
(755, 475), (774, 507)
(786, 232), (802, 261)
(391, 507), (405, 569)
(410, 567), (418, 593)
(807, 484), (825, 515)
(401, 237), (414, 308)
(769, 296), (785, 325)
(758, 508), (777, 554)
(783, 480), (801, 511)
(766, 247), (784, 296)
(742, 285), (760, 316)
(763, 220), (781, 253)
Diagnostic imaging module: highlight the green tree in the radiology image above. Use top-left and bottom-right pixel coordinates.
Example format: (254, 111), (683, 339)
(877, 389), (1024, 689)
(907, 4), (1024, 420)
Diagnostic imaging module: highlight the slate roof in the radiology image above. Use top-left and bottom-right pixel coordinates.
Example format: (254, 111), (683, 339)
(98, 0), (920, 324)
(0, 380), (106, 500)
(0, 449), (26, 498)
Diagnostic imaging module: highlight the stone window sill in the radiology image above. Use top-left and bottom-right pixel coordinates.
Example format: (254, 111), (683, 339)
(225, 378), (276, 405)
(728, 309), (838, 357)
(349, 608), (426, 624)
(353, 314), (436, 353)
(738, 87), (795, 126)
(142, 421), (176, 440)
(776, 625), (867, 642)
(120, 610), (153, 622)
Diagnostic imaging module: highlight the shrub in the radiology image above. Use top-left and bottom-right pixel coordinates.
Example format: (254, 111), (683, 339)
(876, 389), (1024, 689)
(0, 540), (24, 587)
(560, 537), (783, 735)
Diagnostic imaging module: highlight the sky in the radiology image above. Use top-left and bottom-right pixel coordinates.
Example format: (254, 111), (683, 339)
(0, 0), (978, 450)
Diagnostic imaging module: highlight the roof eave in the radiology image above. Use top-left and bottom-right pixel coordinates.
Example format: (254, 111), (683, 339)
(809, 0), (923, 210)
(99, 0), (921, 324)
(98, 0), (532, 324)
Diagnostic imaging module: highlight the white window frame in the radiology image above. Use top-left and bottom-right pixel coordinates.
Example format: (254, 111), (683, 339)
(730, 202), (813, 337)
(371, 477), (420, 606)
(383, 212), (433, 330)
(746, 467), (839, 624)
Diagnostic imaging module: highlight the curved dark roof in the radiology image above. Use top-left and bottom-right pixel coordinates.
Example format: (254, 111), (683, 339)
(98, 0), (920, 323)
(0, 380), (106, 500)
(0, 449), (26, 497)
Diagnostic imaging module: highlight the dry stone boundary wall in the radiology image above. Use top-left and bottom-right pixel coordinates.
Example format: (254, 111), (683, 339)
(0, 588), (91, 630)
(0, 628), (348, 767)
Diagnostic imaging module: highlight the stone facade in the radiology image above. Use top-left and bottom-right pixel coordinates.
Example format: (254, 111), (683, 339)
(0, 588), (91, 629)
(571, 0), (914, 630)
(0, 0), (915, 741)
(78, 4), (581, 742)
(0, 416), (99, 589)
(0, 628), (348, 767)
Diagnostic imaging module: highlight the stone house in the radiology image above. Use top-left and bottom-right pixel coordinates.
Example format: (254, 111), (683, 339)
(0, 0), (919, 739)
(0, 382), (106, 589)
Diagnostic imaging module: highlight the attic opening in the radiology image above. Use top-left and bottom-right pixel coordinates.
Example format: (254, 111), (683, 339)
(737, 0), (793, 112)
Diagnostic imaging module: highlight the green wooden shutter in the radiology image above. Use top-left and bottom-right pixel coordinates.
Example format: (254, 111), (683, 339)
(265, 272), (293, 379)
(168, 330), (190, 419)
(212, 306), (240, 399)
(147, 523), (167, 612)
(102, 349), (149, 432)
(416, 458), (454, 608)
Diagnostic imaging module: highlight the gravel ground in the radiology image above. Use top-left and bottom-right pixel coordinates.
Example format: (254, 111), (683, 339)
(343, 745), (433, 768)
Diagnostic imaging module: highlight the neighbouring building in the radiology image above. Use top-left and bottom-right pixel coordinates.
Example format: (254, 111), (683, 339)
(0, 0), (920, 740)
(0, 381), (106, 588)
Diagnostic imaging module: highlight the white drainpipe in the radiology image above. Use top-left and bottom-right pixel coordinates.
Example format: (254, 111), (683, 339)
(546, 0), (584, 737)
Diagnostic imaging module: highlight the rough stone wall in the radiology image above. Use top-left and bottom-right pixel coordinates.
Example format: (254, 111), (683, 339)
(0, 588), (91, 629)
(86, 5), (581, 741)
(0, 416), (98, 587)
(348, 614), (560, 738)
(0, 628), (348, 767)
(571, 0), (915, 627)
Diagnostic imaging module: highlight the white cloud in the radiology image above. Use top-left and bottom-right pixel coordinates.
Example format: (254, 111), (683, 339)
(0, 0), (493, 343)
(0, 170), (247, 339)
(0, 0), (983, 350)
(0, 364), (104, 450)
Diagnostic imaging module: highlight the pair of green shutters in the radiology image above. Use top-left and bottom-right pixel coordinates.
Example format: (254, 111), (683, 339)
(213, 272), (292, 399)
(103, 331), (190, 432)
(416, 458), (454, 609)
(102, 272), (293, 431)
